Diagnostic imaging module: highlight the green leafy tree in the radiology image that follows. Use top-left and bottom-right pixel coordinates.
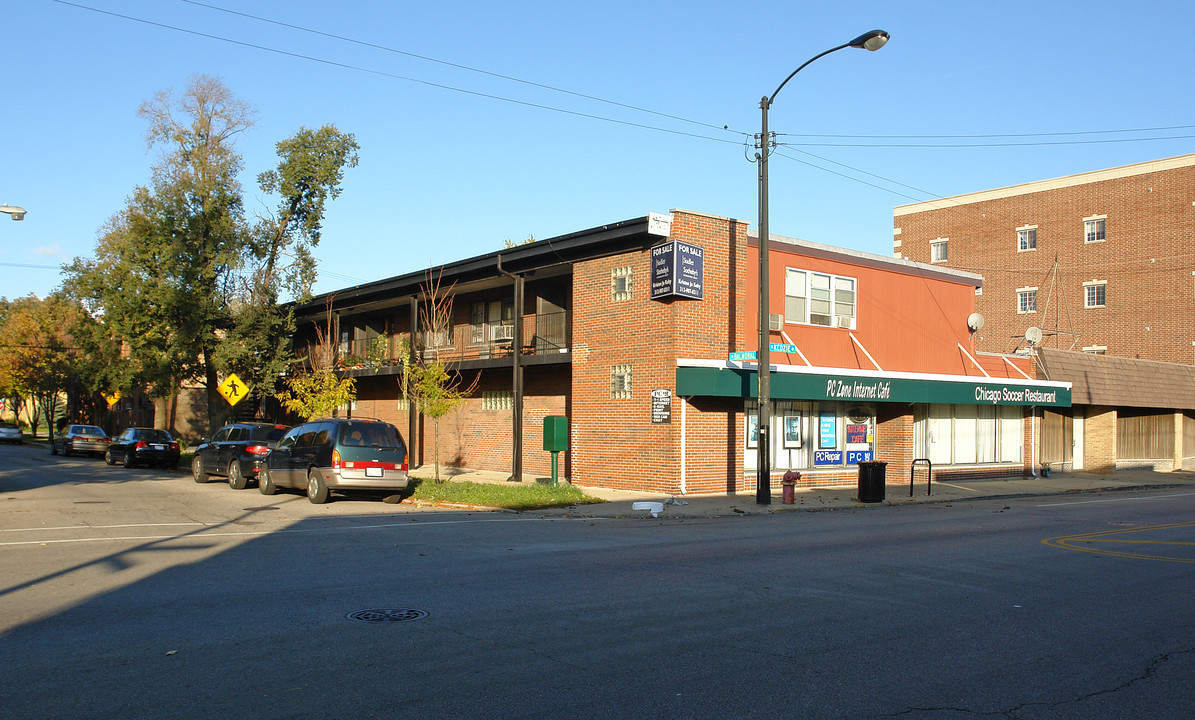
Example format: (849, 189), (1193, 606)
(63, 74), (254, 431)
(275, 370), (356, 421)
(216, 125), (359, 409)
(0, 295), (101, 439)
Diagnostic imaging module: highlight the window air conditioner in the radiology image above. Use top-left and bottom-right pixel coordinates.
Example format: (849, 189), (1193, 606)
(769, 314), (783, 331)
(837, 316), (854, 329)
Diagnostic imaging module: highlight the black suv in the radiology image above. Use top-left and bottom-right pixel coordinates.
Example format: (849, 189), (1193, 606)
(192, 422), (291, 489)
(259, 418), (409, 504)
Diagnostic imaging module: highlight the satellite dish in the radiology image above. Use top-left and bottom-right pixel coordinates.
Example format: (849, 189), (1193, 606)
(966, 312), (985, 332)
(1025, 326), (1043, 345)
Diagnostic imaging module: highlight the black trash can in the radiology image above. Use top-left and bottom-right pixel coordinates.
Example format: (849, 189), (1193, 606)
(857, 461), (887, 503)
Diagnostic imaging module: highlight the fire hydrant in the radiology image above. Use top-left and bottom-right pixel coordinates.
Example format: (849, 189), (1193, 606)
(781, 470), (800, 504)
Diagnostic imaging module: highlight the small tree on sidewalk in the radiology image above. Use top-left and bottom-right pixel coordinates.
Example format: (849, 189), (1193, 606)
(401, 271), (478, 483)
(275, 297), (356, 420)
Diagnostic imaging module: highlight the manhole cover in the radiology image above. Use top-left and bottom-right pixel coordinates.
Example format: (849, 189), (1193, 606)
(347, 609), (429, 623)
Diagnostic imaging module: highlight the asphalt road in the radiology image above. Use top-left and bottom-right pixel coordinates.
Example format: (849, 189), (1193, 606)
(2, 441), (1193, 719)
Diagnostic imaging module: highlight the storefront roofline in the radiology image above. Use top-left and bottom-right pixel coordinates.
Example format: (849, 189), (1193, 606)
(676, 358), (1072, 407)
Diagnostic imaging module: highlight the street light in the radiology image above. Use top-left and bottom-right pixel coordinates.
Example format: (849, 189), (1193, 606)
(0, 205), (26, 221)
(754, 29), (888, 505)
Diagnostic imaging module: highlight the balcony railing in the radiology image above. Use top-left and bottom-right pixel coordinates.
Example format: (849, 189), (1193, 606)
(304, 311), (570, 371)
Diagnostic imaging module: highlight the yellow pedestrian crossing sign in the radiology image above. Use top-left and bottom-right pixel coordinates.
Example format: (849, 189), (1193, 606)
(218, 373), (250, 407)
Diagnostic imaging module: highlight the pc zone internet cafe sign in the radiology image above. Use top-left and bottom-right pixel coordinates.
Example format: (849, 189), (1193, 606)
(650, 240), (704, 300)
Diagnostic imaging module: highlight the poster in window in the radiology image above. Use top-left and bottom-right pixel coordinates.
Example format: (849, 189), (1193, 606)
(783, 414), (802, 449)
(746, 413), (758, 449)
(818, 412), (837, 449)
(846, 423), (868, 445)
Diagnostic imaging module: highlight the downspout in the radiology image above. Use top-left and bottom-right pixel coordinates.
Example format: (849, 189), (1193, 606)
(496, 254), (524, 482)
(409, 296), (420, 469)
(680, 396), (688, 495)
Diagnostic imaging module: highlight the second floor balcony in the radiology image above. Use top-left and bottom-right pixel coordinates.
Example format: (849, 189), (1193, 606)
(313, 309), (570, 376)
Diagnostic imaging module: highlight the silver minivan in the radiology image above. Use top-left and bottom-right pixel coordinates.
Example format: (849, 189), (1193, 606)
(258, 418), (409, 503)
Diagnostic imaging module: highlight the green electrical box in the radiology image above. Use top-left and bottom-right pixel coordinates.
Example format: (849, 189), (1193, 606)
(543, 416), (569, 452)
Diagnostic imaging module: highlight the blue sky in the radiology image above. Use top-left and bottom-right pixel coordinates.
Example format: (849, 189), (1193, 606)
(3, 0), (1194, 301)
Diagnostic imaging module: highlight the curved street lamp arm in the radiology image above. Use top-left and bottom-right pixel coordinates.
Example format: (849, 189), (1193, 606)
(766, 30), (890, 108)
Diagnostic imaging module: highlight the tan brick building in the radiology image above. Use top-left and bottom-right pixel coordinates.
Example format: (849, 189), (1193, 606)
(893, 154), (1195, 471)
(290, 209), (1072, 495)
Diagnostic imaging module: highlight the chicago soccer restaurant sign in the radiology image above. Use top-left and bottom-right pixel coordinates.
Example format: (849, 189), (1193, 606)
(650, 240), (704, 300)
(676, 364), (1071, 408)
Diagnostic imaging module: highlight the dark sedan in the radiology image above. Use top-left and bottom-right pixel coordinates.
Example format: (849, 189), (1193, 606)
(191, 422), (290, 489)
(105, 427), (181, 469)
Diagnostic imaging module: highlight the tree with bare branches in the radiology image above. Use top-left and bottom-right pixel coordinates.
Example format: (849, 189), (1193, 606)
(401, 271), (478, 482)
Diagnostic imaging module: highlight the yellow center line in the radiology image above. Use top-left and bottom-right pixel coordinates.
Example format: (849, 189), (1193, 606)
(1043, 521), (1195, 564)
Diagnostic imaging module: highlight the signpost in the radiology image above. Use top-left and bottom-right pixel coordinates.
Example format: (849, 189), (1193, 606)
(217, 373), (249, 407)
(729, 344), (795, 363)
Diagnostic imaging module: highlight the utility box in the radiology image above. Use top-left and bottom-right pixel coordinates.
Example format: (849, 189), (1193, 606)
(543, 416), (569, 452)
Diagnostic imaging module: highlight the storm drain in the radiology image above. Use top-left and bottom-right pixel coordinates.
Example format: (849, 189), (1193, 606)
(347, 609), (429, 623)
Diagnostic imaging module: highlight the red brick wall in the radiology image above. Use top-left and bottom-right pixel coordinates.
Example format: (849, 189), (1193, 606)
(569, 210), (750, 493)
(894, 157), (1195, 364)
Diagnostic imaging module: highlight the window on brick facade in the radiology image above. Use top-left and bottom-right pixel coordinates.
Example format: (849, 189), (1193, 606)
(1016, 226), (1037, 251)
(1084, 216), (1106, 243)
(611, 267), (633, 301)
(1084, 281), (1106, 308)
(930, 238), (948, 262)
(1017, 287), (1037, 314)
(785, 268), (855, 329)
(471, 300), (514, 344)
(611, 364), (632, 399)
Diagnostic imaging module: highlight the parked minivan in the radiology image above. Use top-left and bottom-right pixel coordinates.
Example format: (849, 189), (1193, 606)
(259, 418), (409, 503)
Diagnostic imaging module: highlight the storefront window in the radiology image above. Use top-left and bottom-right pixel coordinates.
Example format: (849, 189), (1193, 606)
(744, 401), (874, 471)
(915, 404), (1022, 465)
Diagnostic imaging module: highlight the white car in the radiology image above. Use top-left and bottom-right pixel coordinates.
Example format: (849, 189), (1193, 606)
(0, 422), (23, 444)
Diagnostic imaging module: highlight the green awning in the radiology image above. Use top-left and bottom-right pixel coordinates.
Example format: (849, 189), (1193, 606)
(676, 364), (1071, 407)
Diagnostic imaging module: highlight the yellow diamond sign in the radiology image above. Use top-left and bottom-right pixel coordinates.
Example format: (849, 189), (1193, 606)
(218, 373), (250, 407)
(103, 390), (122, 408)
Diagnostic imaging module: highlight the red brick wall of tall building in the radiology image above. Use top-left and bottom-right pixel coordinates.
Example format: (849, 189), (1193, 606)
(894, 156), (1195, 364)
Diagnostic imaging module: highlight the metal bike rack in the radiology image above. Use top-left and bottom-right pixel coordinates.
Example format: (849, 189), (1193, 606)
(910, 458), (932, 497)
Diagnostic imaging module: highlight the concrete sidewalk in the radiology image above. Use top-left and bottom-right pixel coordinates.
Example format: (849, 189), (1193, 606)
(411, 465), (1195, 518)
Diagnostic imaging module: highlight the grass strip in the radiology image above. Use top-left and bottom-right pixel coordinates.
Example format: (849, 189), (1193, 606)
(409, 479), (604, 511)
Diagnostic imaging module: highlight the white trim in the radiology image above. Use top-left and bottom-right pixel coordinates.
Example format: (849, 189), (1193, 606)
(677, 357), (1072, 392)
(680, 396), (687, 495)
(957, 343), (991, 377)
(895, 153), (1195, 216)
(1003, 357), (1033, 380)
(849, 332), (884, 372)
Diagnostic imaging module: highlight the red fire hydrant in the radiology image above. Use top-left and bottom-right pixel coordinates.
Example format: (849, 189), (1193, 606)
(781, 470), (800, 504)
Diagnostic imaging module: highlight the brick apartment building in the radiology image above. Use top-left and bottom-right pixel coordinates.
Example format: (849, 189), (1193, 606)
(289, 209), (1071, 495)
(893, 154), (1195, 471)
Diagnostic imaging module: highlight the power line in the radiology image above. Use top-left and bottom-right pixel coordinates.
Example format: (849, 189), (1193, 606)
(778, 133), (1195, 149)
(177, 0), (737, 136)
(0, 262), (61, 270)
(786, 123), (1195, 140)
(53, 0), (743, 147)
